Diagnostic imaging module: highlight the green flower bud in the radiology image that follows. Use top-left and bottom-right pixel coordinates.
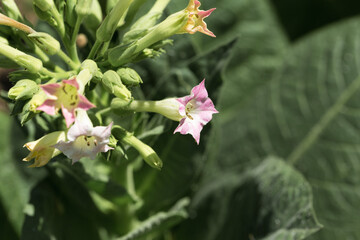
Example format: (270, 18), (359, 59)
(81, 59), (98, 76)
(14, 54), (43, 73)
(33, 4), (57, 26)
(111, 97), (131, 110)
(75, 0), (93, 18)
(2, 0), (23, 21)
(102, 70), (132, 100)
(83, 0), (103, 30)
(116, 68), (143, 86)
(33, 0), (55, 12)
(64, 0), (77, 27)
(28, 32), (60, 55)
(96, 0), (133, 42)
(8, 79), (39, 100)
(112, 125), (163, 170)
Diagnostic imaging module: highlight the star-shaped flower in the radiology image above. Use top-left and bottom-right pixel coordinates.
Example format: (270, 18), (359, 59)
(54, 110), (113, 163)
(181, 0), (216, 37)
(37, 78), (95, 127)
(174, 79), (218, 144)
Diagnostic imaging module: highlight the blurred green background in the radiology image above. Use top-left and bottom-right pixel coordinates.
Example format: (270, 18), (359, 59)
(2, 0), (360, 239)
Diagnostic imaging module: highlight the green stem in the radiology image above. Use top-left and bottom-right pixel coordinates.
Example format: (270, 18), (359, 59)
(57, 49), (80, 70)
(71, 17), (82, 45)
(95, 107), (111, 125)
(50, 7), (65, 38)
(33, 45), (64, 72)
(88, 39), (102, 59)
(40, 68), (75, 79)
(98, 41), (110, 58)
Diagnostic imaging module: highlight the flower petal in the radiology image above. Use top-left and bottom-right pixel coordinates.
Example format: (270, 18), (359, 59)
(67, 109), (94, 141)
(63, 78), (79, 90)
(91, 122), (113, 141)
(78, 95), (96, 110)
(37, 99), (58, 115)
(174, 117), (202, 144)
(41, 83), (61, 96)
(61, 104), (76, 128)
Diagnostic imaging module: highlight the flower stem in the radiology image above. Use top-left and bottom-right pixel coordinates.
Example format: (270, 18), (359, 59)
(88, 39), (102, 59)
(57, 49), (80, 70)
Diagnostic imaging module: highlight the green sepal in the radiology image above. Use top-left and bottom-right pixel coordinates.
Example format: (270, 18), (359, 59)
(116, 68), (143, 87)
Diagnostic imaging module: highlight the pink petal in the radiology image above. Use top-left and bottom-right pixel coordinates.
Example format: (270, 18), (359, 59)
(198, 8), (215, 19)
(174, 117), (202, 144)
(61, 105), (76, 127)
(63, 78), (79, 90)
(191, 79), (208, 101)
(41, 83), (61, 97)
(78, 95), (96, 110)
(37, 99), (58, 115)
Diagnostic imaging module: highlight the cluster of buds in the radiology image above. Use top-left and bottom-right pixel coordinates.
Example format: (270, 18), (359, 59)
(1, 0), (218, 170)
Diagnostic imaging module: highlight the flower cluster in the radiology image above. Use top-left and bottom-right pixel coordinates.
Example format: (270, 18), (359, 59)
(1, 0), (218, 169)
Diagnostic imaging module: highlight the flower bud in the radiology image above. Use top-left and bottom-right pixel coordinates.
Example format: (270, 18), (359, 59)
(28, 32), (61, 55)
(23, 131), (66, 167)
(75, 0), (93, 18)
(2, 0), (23, 21)
(33, 0), (55, 12)
(116, 68), (143, 86)
(112, 125), (163, 170)
(8, 79), (39, 100)
(102, 70), (132, 100)
(64, 0), (77, 27)
(83, 0), (103, 30)
(0, 42), (43, 72)
(111, 97), (132, 111)
(14, 54), (43, 73)
(81, 59), (98, 76)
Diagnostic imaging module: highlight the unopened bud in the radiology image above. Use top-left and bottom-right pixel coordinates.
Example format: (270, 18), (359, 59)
(112, 126), (163, 170)
(81, 59), (98, 76)
(33, 0), (55, 12)
(116, 68), (142, 86)
(83, 0), (103, 30)
(8, 80), (39, 100)
(28, 32), (60, 55)
(102, 70), (132, 100)
(14, 54), (43, 73)
(75, 0), (93, 18)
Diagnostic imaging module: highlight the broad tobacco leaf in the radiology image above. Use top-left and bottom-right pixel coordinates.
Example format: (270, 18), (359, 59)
(175, 157), (321, 240)
(204, 15), (360, 240)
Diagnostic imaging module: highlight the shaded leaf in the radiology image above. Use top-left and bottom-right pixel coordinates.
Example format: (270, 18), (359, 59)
(206, 16), (360, 239)
(176, 158), (321, 240)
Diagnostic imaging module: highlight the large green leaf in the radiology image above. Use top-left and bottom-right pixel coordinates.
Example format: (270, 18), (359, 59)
(175, 158), (321, 240)
(0, 112), (42, 238)
(206, 16), (360, 239)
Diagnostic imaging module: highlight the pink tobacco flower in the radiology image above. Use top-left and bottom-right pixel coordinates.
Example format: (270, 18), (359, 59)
(174, 79), (218, 144)
(54, 110), (113, 163)
(182, 0), (216, 37)
(37, 78), (95, 127)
